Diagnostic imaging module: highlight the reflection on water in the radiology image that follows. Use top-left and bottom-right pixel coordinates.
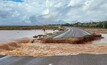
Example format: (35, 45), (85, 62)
(92, 34), (107, 45)
(0, 30), (57, 42)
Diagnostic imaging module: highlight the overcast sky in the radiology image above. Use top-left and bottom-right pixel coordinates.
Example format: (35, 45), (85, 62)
(0, 0), (107, 25)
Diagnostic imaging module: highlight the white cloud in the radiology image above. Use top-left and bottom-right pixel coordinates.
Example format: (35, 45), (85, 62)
(0, 0), (107, 25)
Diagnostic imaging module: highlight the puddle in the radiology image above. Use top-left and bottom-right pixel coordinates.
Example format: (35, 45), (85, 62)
(92, 34), (107, 45)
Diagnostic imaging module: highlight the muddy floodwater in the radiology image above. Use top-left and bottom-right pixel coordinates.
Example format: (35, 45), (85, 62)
(92, 34), (107, 45)
(0, 30), (57, 42)
(0, 34), (107, 56)
(0, 30), (107, 56)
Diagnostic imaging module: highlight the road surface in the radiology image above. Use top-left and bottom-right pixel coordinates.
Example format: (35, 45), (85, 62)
(54, 27), (93, 39)
(0, 54), (107, 65)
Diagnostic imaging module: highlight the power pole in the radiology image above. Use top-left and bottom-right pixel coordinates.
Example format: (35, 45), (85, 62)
(103, 21), (105, 28)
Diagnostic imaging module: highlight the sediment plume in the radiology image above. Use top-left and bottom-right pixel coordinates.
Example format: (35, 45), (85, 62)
(0, 41), (20, 50)
(14, 38), (32, 43)
(0, 38), (32, 50)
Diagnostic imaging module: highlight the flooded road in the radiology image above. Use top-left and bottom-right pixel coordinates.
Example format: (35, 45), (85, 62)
(0, 29), (107, 56)
(92, 34), (107, 45)
(0, 30), (56, 42)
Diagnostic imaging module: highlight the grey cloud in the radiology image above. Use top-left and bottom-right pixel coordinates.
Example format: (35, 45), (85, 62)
(0, 0), (107, 25)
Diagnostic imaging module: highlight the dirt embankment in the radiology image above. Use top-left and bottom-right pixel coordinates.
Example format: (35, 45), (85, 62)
(42, 34), (102, 44)
(81, 28), (107, 34)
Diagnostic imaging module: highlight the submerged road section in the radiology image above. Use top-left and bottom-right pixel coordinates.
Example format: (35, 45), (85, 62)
(0, 54), (107, 65)
(54, 27), (93, 39)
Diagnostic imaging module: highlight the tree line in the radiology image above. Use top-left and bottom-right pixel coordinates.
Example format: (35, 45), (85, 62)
(61, 21), (107, 28)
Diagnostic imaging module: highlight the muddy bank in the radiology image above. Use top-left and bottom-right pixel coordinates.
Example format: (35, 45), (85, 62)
(42, 34), (102, 44)
(83, 28), (107, 34)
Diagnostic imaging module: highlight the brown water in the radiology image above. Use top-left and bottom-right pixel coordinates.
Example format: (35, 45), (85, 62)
(1, 34), (107, 56)
(0, 30), (58, 42)
(92, 34), (107, 45)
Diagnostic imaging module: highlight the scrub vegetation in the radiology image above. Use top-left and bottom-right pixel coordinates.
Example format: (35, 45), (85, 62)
(61, 21), (107, 28)
(0, 25), (58, 30)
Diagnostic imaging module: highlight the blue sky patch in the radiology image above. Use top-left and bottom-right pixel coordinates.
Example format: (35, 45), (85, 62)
(6, 0), (24, 2)
(13, 0), (24, 2)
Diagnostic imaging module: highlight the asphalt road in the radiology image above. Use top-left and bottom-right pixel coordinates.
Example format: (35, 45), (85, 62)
(0, 54), (107, 65)
(54, 27), (93, 39)
(0, 55), (5, 58)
